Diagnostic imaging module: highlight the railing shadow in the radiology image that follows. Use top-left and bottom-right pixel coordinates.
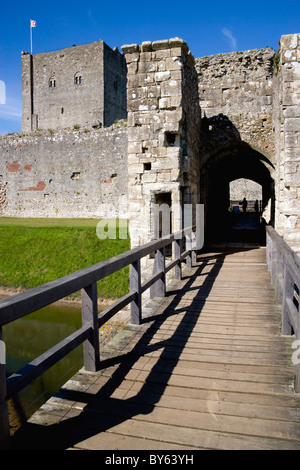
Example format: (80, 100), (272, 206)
(4, 246), (256, 449)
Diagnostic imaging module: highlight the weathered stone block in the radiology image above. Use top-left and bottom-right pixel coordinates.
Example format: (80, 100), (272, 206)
(141, 41), (152, 52)
(141, 74), (155, 85)
(165, 56), (183, 71)
(140, 51), (152, 62)
(164, 108), (183, 122)
(152, 39), (170, 51)
(142, 172), (157, 183)
(147, 85), (161, 99)
(161, 80), (181, 97)
(139, 60), (156, 74)
(163, 122), (181, 133)
(121, 44), (140, 54)
(284, 132), (299, 147)
(283, 105), (300, 118)
(285, 117), (300, 132)
(170, 47), (184, 58)
(125, 52), (140, 64)
(128, 142), (143, 154)
(154, 71), (171, 82)
(127, 61), (138, 74)
(156, 170), (172, 182)
(159, 97), (171, 109)
(170, 70), (182, 81)
(153, 49), (171, 60)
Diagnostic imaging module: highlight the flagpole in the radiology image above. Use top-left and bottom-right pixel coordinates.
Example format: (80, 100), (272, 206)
(30, 19), (32, 55)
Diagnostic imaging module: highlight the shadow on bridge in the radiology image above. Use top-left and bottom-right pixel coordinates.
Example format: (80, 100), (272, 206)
(4, 244), (260, 450)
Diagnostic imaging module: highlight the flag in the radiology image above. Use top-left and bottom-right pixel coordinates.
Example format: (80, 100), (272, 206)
(31, 20), (36, 27)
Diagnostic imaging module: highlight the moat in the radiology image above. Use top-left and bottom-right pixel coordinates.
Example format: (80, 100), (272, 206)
(3, 300), (83, 432)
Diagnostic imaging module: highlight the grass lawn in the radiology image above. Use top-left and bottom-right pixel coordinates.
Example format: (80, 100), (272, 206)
(0, 218), (130, 299)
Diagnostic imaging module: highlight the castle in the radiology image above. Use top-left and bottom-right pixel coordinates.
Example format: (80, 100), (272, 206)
(0, 34), (299, 253)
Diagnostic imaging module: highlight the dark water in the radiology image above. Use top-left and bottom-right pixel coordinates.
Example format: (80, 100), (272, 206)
(2, 300), (84, 430)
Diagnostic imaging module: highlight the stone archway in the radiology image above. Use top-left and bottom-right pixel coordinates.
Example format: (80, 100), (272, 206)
(200, 141), (275, 244)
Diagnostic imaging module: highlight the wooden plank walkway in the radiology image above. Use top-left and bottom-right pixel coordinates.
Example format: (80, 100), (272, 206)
(5, 244), (300, 450)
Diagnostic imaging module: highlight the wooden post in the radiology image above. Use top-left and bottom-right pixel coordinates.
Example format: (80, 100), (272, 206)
(191, 231), (197, 265)
(275, 251), (284, 305)
(130, 259), (142, 325)
(81, 283), (100, 372)
(186, 233), (192, 269)
(150, 247), (166, 298)
(174, 238), (182, 280)
(282, 266), (294, 336)
(0, 327), (10, 441)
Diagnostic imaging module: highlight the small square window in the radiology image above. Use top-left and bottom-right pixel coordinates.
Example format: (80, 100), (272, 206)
(144, 163), (151, 171)
(165, 132), (176, 146)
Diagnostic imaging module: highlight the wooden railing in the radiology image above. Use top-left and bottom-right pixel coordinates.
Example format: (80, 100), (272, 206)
(266, 226), (300, 392)
(0, 226), (196, 440)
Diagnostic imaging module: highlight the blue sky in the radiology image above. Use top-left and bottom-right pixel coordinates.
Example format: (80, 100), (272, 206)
(0, 0), (299, 134)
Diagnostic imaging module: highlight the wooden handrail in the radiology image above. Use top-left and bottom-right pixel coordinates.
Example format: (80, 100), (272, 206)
(266, 226), (300, 392)
(0, 225), (197, 441)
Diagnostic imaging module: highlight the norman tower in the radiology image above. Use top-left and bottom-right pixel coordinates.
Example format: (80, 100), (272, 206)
(21, 40), (127, 132)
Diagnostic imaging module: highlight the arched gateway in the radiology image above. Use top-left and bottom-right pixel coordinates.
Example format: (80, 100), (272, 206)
(122, 33), (299, 253)
(199, 115), (275, 244)
(122, 39), (278, 251)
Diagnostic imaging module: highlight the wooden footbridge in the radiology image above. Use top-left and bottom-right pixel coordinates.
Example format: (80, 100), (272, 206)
(1, 226), (300, 450)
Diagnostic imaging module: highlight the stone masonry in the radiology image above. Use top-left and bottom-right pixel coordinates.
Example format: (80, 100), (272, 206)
(0, 34), (300, 253)
(121, 38), (201, 248)
(22, 41), (127, 132)
(273, 34), (300, 251)
(0, 126), (127, 219)
(195, 48), (275, 162)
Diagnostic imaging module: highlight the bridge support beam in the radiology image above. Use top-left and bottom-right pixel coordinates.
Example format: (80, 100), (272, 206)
(130, 259), (142, 325)
(150, 247), (166, 299)
(81, 283), (101, 372)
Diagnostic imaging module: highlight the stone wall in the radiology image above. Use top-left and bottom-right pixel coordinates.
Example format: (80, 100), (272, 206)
(0, 126), (128, 219)
(2, 34), (300, 253)
(121, 38), (201, 248)
(273, 33), (300, 251)
(22, 41), (127, 133)
(230, 178), (262, 201)
(195, 48), (275, 161)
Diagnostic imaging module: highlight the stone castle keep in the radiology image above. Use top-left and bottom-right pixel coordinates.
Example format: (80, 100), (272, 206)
(0, 34), (299, 252)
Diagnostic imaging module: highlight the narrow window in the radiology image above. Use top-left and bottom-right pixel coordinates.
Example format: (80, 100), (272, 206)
(61, 107), (64, 114)
(74, 73), (82, 85)
(49, 77), (56, 89)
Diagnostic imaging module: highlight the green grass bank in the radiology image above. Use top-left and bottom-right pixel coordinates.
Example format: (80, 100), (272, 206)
(0, 218), (130, 299)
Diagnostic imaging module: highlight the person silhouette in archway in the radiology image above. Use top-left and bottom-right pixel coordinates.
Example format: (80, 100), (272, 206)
(254, 199), (259, 213)
(242, 197), (247, 213)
